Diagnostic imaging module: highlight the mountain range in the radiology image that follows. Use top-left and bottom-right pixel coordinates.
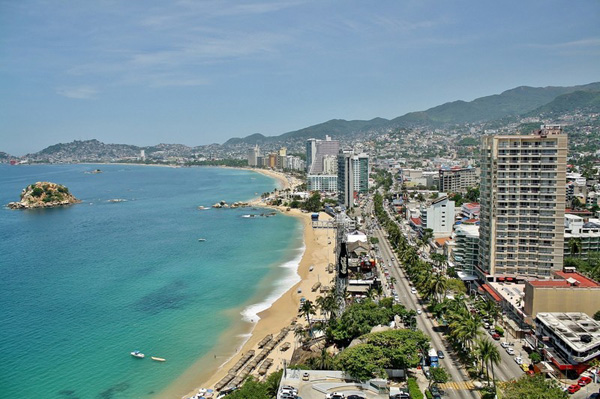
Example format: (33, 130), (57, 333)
(3, 82), (600, 160)
(224, 82), (600, 145)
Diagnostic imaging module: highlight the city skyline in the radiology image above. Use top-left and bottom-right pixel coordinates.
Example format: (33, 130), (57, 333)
(1, 0), (600, 156)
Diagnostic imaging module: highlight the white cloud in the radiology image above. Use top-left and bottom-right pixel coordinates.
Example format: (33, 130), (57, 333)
(56, 86), (98, 99)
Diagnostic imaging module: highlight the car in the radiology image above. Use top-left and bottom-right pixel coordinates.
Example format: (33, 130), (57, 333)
(578, 376), (593, 386)
(325, 393), (345, 399)
(302, 372), (309, 381)
(492, 333), (500, 340)
(417, 309), (422, 315)
(567, 384), (580, 394)
(514, 356), (523, 365)
(520, 363), (529, 372)
(423, 368), (431, 379)
(437, 350), (445, 359)
(506, 347), (515, 355)
(500, 341), (510, 348)
(411, 287), (417, 294)
(346, 395), (365, 399)
(587, 393), (598, 399)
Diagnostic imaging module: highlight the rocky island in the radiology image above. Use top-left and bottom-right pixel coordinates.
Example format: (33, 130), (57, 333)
(7, 182), (81, 209)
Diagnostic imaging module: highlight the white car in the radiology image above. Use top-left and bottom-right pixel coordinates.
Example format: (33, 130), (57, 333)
(417, 309), (422, 315)
(506, 347), (515, 355)
(514, 356), (523, 365)
(500, 342), (510, 348)
(411, 288), (417, 294)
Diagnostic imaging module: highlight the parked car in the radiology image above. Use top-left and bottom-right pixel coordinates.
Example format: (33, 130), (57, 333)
(567, 384), (580, 394)
(437, 350), (445, 359)
(492, 333), (501, 340)
(302, 372), (309, 381)
(325, 392), (345, 399)
(500, 342), (510, 348)
(578, 376), (592, 386)
(506, 347), (515, 355)
(417, 309), (422, 315)
(520, 363), (529, 372)
(514, 356), (523, 365)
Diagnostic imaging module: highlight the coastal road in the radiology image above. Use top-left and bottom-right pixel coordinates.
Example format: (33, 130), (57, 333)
(364, 200), (478, 399)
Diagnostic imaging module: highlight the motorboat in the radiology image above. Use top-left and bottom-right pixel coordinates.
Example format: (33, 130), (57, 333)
(131, 350), (145, 358)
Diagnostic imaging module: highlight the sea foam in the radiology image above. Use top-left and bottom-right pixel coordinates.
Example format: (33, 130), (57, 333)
(240, 240), (305, 323)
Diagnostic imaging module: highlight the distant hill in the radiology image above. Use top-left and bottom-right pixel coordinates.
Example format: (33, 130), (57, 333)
(392, 82), (600, 126)
(32, 139), (141, 159)
(224, 133), (268, 146)
(226, 82), (600, 144)
(525, 90), (600, 117)
(0, 152), (14, 162)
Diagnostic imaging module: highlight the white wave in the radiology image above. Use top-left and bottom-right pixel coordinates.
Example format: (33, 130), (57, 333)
(240, 241), (305, 323)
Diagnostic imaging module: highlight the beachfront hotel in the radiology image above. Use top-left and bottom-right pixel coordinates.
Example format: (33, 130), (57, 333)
(477, 125), (567, 281)
(337, 150), (369, 209)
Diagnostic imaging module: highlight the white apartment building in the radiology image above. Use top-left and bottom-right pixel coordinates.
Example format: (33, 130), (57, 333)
(478, 125), (567, 280)
(451, 224), (479, 275)
(419, 195), (455, 238)
(307, 175), (338, 192)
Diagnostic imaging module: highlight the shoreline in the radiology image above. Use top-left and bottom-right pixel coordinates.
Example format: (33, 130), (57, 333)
(157, 172), (334, 399)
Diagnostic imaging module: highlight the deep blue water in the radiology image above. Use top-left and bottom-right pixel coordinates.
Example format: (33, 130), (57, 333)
(0, 164), (302, 399)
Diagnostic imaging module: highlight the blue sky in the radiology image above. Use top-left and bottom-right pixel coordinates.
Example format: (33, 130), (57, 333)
(1, 0), (599, 155)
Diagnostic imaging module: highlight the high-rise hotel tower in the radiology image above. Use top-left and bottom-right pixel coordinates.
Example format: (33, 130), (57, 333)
(478, 125), (567, 281)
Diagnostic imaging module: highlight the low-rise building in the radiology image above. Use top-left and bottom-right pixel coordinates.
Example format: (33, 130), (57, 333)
(524, 270), (600, 320)
(535, 312), (600, 374)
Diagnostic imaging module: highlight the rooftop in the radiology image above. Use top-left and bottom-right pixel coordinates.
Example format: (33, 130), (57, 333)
(536, 312), (600, 353)
(528, 271), (600, 289)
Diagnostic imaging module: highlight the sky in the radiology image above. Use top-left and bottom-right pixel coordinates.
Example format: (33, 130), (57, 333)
(1, 1), (599, 156)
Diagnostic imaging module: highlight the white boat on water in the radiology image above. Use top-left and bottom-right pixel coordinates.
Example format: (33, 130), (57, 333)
(198, 238), (206, 242)
(131, 350), (145, 358)
(197, 206), (209, 210)
(151, 356), (166, 362)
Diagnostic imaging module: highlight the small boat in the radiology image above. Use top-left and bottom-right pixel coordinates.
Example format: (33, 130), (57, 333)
(151, 356), (166, 362)
(131, 350), (145, 358)
(198, 238), (206, 242)
(309, 266), (314, 272)
(197, 206), (209, 210)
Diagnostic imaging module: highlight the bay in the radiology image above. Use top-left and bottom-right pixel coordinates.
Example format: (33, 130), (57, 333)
(0, 164), (303, 399)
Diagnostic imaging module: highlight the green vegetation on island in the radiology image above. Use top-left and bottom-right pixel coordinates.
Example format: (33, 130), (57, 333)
(7, 182), (80, 209)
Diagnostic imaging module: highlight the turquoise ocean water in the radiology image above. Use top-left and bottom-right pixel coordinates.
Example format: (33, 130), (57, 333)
(0, 164), (303, 399)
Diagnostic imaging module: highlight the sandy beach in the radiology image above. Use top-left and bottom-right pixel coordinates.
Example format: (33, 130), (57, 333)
(156, 169), (335, 399)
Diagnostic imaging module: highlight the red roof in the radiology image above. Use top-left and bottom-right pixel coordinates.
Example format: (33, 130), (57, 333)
(464, 202), (480, 209)
(554, 271), (600, 287)
(528, 271), (600, 288)
(410, 217), (421, 225)
(481, 284), (502, 302)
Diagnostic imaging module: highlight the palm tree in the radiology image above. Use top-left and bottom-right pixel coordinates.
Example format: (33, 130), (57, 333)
(428, 273), (448, 304)
(568, 238), (582, 257)
(300, 300), (316, 333)
(477, 338), (501, 391)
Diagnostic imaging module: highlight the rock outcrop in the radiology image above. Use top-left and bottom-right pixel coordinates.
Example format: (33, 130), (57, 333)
(7, 182), (81, 209)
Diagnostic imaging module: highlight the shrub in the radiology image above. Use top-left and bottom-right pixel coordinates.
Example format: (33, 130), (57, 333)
(495, 325), (504, 336)
(407, 377), (424, 399)
(31, 187), (43, 197)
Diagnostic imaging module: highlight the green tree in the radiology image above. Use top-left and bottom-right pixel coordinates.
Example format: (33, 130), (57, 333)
(594, 310), (600, 321)
(478, 338), (501, 390)
(335, 344), (387, 381)
(429, 367), (450, 388)
(299, 300), (316, 332)
(529, 352), (542, 364)
(500, 375), (567, 399)
(361, 329), (430, 369)
(226, 377), (268, 399)
(303, 192), (322, 212)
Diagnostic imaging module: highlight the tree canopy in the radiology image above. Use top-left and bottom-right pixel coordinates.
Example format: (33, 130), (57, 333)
(335, 329), (430, 381)
(500, 375), (567, 399)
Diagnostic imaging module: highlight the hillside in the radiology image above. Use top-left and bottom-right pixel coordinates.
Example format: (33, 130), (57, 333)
(525, 90), (600, 117)
(0, 152), (14, 163)
(392, 82), (600, 126)
(226, 82), (600, 144)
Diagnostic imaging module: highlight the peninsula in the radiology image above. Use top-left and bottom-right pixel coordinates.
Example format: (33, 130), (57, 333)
(7, 182), (81, 209)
